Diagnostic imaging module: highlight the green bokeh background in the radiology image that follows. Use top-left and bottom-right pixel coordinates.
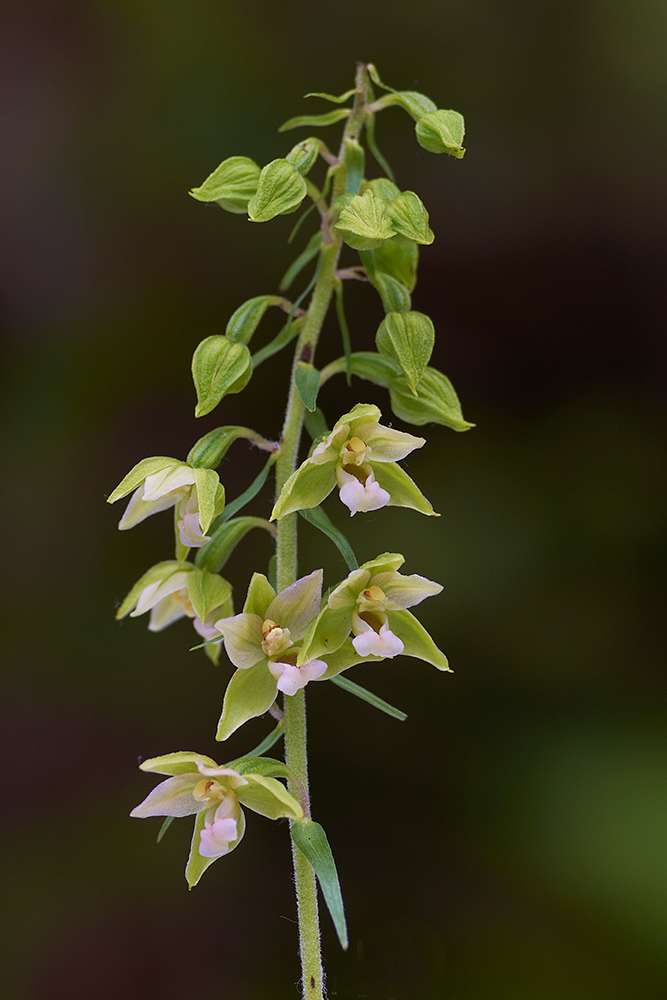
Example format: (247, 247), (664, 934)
(2, 2), (665, 997)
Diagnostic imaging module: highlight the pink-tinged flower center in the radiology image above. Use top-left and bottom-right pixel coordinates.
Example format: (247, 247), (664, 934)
(340, 435), (369, 466)
(261, 619), (293, 657)
(193, 778), (224, 805)
(358, 585), (386, 611)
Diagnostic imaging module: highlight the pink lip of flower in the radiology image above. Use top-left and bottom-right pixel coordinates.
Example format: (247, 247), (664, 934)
(268, 657), (328, 696)
(351, 618), (405, 657)
(199, 799), (240, 858)
(336, 467), (391, 515)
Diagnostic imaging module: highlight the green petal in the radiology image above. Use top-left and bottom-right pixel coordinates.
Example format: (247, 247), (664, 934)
(360, 552), (405, 576)
(189, 156), (261, 213)
(386, 191), (434, 245)
(298, 606), (352, 663)
(237, 774), (303, 820)
(386, 610), (450, 670)
(333, 402), (381, 432)
(216, 662), (278, 741)
(271, 460), (336, 520)
(107, 457), (177, 504)
(371, 462), (438, 516)
(266, 569), (323, 641)
(374, 571), (442, 610)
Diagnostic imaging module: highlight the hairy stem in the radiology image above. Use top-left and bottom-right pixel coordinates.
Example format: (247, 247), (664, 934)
(275, 62), (370, 1000)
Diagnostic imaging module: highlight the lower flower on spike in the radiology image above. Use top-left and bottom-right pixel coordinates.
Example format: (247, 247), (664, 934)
(131, 752), (303, 887)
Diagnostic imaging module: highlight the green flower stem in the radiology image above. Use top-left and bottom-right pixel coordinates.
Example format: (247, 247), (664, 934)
(276, 63), (370, 1000)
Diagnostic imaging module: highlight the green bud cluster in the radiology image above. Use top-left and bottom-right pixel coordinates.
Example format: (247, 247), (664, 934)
(109, 63), (471, 999)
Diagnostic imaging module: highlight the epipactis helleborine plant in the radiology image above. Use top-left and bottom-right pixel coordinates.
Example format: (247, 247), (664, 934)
(110, 61), (471, 1000)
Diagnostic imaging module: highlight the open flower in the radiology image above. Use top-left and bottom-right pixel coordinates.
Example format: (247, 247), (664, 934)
(297, 552), (450, 677)
(115, 561), (233, 662)
(213, 569), (326, 740)
(271, 403), (437, 519)
(108, 457), (225, 547)
(131, 752), (302, 886)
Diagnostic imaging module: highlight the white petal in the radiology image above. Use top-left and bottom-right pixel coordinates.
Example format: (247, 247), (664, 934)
(118, 486), (179, 530)
(355, 421), (425, 462)
(132, 571), (192, 617)
(352, 620), (404, 658)
(143, 465), (196, 501)
(338, 469), (390, 515)
(178, 510), (210, 547)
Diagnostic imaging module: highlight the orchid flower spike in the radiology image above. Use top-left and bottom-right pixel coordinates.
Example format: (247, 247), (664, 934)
(131, 752), (302, 887)
(270, 403), (437, 519)
(297, 552), (451, 678)
(213, 569), (326, 740)
(107, 456), (225, 547)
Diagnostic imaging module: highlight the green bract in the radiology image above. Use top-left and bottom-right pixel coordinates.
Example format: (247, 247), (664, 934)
(286, 137), (321, 176)
(131, 752), (302, 887)
(189, 156), (261, 213)
(376, 311), (435, 393)
(389, 366), (474, 430)
(271, 403), (436, 520)
(247, 159), (308, 222)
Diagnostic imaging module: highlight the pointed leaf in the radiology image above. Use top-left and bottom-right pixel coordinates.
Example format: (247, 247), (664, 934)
(295, 362), (320, 411)
(415, 110), (465, 158)
(376, 311), (435, 393)
(330, 675), (407, 721)
(192, 336), (253, 417)
(251, 319), (301, 367)
(387, 191), (434, 245)
(279, 109), (350, 131)
(389, 367), (474, 430)
(291, 819), (348, 950)
(371, 462), (438, 516)
(247, 159), (307, 222)
(298, 506), (358, 571)
(189, 156), (260, 213)
(216, 661), (278, 741)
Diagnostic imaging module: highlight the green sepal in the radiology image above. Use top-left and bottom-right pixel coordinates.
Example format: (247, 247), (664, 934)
(186, 569), (231, 623)
(186, 425), (253, 469)
(376, 311), (435, 393)
(304, 89), (356, 105)
(373, 235), (419, 292)
(319, 638), (384, 679)
(237, 774), (303, 820)
(344, 139), (365, 195)
(415, 110), (465, 157)
(271, 461), (336, 520)
(247, 159), (307, 222)
(372, 462), (438, 516)
(243, 572), (276, 617)
(138, 750), (219, 776)
(196, 516), (274, 574)
(295, 361), (320, 412)
(335, 401), (383, 432)
(116, 561), (192, 620)
(359, 551), (405, 576)
(387, 191), (434, 245)
(216, 661), (278, 741)
(192, 466), (226, 533)
(387, 609), (451, 670)
(226, 295), (286, 345)
(107, 456), (177, 504)
(291, 819), (349, 950)
(279, 108), (350, 131)
(389, 367), (474, 431)
(286, 137), (321, 176)
(298, 506), (358, 572)
(334, 190), (395, 251)
(192, 336), (253, 418)
(372, 272), (412, 314)
(186, 808), (246, 888)
(298, 606), (352, 664)
(189, 156), (261, 213)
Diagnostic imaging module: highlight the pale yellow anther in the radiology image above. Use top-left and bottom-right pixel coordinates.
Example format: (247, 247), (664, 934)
(193, 779), (222, 804)
(262, 619), (279, 638)
(346, 437), (366, 454)
(362, 586), (385, 603)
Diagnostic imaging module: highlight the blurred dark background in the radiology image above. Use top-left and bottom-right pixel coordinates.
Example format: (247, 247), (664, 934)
(1, 1), (666, 998)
